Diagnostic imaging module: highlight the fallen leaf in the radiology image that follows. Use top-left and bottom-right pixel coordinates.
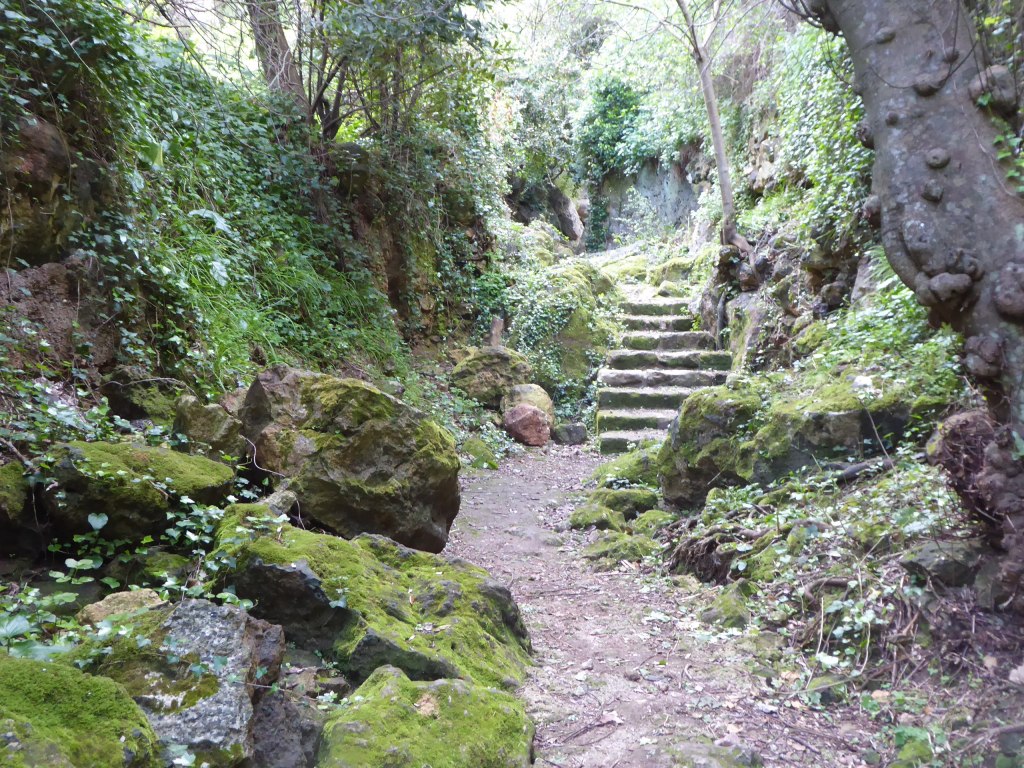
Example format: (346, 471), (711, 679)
(1009, 663), (1024, 686)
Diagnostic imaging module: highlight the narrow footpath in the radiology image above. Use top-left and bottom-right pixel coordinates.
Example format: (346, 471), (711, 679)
(448, 445), (875, 768)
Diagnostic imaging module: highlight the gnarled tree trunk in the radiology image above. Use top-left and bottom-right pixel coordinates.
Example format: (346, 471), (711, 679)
(804, 0), (1024, 610)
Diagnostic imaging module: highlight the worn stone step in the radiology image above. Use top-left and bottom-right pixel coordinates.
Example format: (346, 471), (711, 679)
(621, 331), (715, 351)
(606, 349), (733, 371)
(597, 368), (729, 388)
(621, 299), (690, 316)
(597, 409), (678, 432)
(598, 429), (666, 455)
(621, 315), (695, 332)
(598, 387), (697, 409)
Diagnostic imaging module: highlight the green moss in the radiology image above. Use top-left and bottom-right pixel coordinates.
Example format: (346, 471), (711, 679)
(462, 437), (499, 470)
(598, 252), (649, 282)
(700, 581), (752, 629)
(631, 509), (677, 537)
(591, 446), (659, 488)
(569, 503), (625, 531)
(582, 531), (660, 570)
(588, 487), (659, 520)
(318, 666), (534, 768)
(0, 654), (160, 767)
(0, 461), (29, 527)
(303, 377), (397, 427)
(792, 320), (828, 356)
(451, 347), (533, 408)
(216, 512), (531, 689)
(46, 441), (234, 539)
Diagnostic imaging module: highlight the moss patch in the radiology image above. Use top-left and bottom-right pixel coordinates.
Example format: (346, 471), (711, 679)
(583, 531), (660, 570)
(587, 488), (659, 520)
(569, 503), (625, 531)
(462, 437), (499, 470)
(0, 654), (160, 767)
(631, 509), (677, 537)
(0, 461), (30, 529)
(591, 446), (660, 488)
(44, 441), (234, 539)
(318, 666), (534, 768)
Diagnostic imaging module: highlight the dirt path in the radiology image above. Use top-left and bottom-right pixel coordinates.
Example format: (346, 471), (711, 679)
(448, 445), (876, 768)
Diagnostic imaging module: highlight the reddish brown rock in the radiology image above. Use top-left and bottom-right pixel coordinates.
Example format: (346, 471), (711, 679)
(503, 404), (550, 446)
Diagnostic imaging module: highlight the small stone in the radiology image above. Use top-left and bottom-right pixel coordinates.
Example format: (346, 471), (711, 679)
(874, 26), (896, 44)
(77, 589), (163, 625)
(913, 77), (941, 96)
(552, 422), (587, 445)
(503, 404), (550, 446)
(885, 110), (900, 126)
(925, 148), (951, 168)
(581, 659), (594, 670)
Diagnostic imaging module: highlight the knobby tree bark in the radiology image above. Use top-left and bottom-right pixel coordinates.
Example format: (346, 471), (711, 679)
(801, 0), (1024, 610)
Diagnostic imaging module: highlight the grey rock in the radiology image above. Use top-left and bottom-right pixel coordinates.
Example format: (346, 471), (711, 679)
(901, 539), (990, 587)
(252, 690), (325, 768)
(173, 395), (245, 460)
(552, 423), (587, 445)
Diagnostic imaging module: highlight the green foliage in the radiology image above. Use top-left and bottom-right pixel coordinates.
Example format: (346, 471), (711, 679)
(756, 28), (872, 241)
(574, 77), (648, 181)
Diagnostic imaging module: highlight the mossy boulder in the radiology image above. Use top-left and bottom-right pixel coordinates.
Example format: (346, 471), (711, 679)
(317, 665), (534, 767)
(650, 255), (694, 285)
(84, 599), (285, 767)
(659, 374), (944, 510)
(43, 441), (234, 540)
(509, 260), (617, 402)
(239, 365), (460, 553)
(631, 509), (678, 537)
(451, 347), (533, 408)
(462, 437), (499, 470)
(0, 654), (161, 767)
(583, 531), (660, 570)
(500, 384), (555, 424)
(592, 446), (660, 488)
(216, 507), (531, 689)
(599, 252), (649, 282)
(173, 395), (244, 460)
(569, 503), (625, 531)
(588, 487), (660, 520)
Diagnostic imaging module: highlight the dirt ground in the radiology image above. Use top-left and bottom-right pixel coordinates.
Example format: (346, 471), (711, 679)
(448, 444), (881, 768)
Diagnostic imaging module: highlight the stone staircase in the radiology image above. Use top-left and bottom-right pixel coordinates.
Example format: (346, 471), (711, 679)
(596, 297), (732, 454)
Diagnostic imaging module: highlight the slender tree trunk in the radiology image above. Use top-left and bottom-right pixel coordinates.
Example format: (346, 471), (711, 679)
(805, 0), (1024, 610)
(245, 0), (310, 119)
(675, 0), (748, 252)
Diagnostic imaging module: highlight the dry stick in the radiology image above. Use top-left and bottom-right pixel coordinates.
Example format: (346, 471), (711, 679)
(0, 436), (30, 468)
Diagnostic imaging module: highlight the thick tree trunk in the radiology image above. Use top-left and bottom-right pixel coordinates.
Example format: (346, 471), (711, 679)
(245, 0), (310, 118)
(808, 0), (1024, 610)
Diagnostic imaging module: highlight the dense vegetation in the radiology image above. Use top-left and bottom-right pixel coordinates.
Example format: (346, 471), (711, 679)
(1, 0), (1023, 766)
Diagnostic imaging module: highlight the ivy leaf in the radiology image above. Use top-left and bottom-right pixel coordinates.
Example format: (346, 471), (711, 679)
(0, 615), (32, 642)
(87, 512), (109, 531)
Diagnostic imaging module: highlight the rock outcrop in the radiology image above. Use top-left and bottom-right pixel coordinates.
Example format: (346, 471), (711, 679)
(239, 366), (460, 553)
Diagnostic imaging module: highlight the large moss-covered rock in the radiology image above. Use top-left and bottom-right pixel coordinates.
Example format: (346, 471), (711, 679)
(588, 487), (659, 520)
(239, 366), (460, 553)
(317, 666), (534, 768)
(583, 531), (660, 570)
(85, 599), (285, 767)
(216, 506), (531, 689)
(100, 365), (183, 425)
(0, 654), (161, 767)
(569, 503), (625, 531)
(509, 260), (618, 402)
(451, 347), (533, 408)
(43, 441), (234, 540)
(659, 375), (944, 510)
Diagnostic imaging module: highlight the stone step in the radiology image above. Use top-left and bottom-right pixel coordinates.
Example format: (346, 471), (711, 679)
(621, 299), (690, 316)
(598, 387), (697, 410)
(606, 349), (733, 371)
(598, 429), (666, 455)
(598, 368), (729, 388)
(621, 315), (695, 332)
(621, 331), (714, 352)
(597, 408), (678, 432)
